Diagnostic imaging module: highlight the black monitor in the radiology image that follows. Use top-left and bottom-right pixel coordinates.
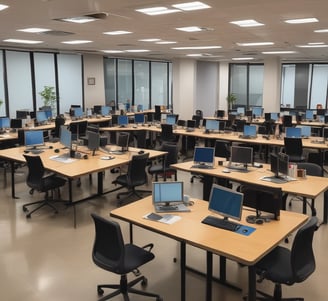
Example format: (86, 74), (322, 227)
(24, 130), (44, 149)
(243, 125), (257, 137)
(39, 106), (52, 119)
(270, 112), (280, 121)
(0, 117), (10, 129)
(87, 131), (100, 156)
(193, 147), (215, 167)
(187, 119), (196, 128)
(93, 105), (102, 114)
(16, 110), (29, 119)
(215, 110), (225, 118)
(60, 126), (72, 149)
(36, 111), (48, 124)
(101, 106), (110, 116)
(117, 132), (129, 152)
(134, 113), (145, 124)
(305, 110), (314, 120)
(10, 118), (22, 129)
(219, 121), (225, 132)
(229, 146), (253, 171)
(205, 119), (219, 132)
(270, 152), (289, 178)
(237, 107), (245, 115)
(208, 184), (244, 222)
(316, 109), (326, 116)
(118, 115), (128, 127)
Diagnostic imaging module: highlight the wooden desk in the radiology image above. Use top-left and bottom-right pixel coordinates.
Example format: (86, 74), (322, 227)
(171, 159), (328, 223)
(110, 196), (308, 301)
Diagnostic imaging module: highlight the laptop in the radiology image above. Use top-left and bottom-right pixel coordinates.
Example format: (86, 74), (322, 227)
(152, 181), (190, 213)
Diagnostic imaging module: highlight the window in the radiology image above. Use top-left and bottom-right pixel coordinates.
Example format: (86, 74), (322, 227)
(0, 50), (5, 117)
(104, 58), (116, 106)
(117, 59), (132, 108)
(151, 62), (169, 108)
(134, 60), (150, 110)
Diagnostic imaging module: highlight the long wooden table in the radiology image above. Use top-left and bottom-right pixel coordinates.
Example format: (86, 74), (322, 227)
(110, 196), (308, 301)
(171, 158), (328, 223)
(0, 142), (166, 226)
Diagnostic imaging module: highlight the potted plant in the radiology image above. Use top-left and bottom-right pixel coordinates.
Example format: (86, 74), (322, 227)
(39, 86), (56, 115)
(226, 93), (237, 110)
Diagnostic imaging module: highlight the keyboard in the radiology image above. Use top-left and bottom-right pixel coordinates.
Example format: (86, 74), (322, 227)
(29, 149), (44, 154)
(239, 135), (257, 139)
(202, 215), (241, 232)
(186, 128), (195, 132)
(191, 164), (213, 169)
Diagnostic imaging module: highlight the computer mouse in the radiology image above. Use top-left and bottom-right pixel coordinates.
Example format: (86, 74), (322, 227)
(222, 168), (230, 173)
(83, 154), (88, 159)
(138, 150), (145, 154)
(49, 145), (53, 149)
(54, 148), (60, 153)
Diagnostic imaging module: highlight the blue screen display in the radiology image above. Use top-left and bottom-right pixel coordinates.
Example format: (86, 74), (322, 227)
(60, 126), (72, 149)
(118, 115), (128, 126)
(101, 106), (110, 116)
(243, 125), (257, 136)
(252, 107), (262, 117)
(36, 111), (48, 123)
(134, 113), (145, 123)
(305, 110), (314, 120)
(25, 130), (44, 147)
(297, 126), (311, 137)
(237, 107), (245, 115)
(153, 182), (183, 203)
(74, 107), (83, 117)
(193, 147), (214, 164)
(0, 117), (10, 128)
(286, 127), (301, 138)
(166, 114), (177, 125)
(270, 113), (279, 121)
(205, 119), (219, 131)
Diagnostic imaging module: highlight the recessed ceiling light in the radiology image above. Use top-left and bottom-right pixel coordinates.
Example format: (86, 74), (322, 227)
(17, 28), (51, 33)
(0, 4), (9, 11)
(139, 38), (161, 42)
(136, 7), (180, 16)
(262, 51), (297, 54)
(61, 40), (92, 44)
(186, 53), (203, 57)
(232, 57), (254, 61)
(156, 41), (177, 44)
(236, 42), (274, 46)
(176, 26), (203, 32)
(3, 39), (43, 44)
(59, 16), (97, 24)
(172, 2), (211, 11)
(314, 29), (328, 33)
(103, 31), (132, 35)
(296, 44), (328, 48)
(172, 46), (221, 50)
(125, 49), (150, 53)
(230, 19), (264, 27)
(284, 18), (319, 24)
(308, 42), (324, 45)
(102, 50), (125, 53)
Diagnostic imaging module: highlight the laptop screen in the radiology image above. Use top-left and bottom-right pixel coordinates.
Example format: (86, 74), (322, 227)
(152, 181), (184, 206)
(243, 125), (257, 137)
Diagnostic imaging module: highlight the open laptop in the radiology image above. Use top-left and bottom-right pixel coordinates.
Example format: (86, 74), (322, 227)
(152, 181), (190, 213)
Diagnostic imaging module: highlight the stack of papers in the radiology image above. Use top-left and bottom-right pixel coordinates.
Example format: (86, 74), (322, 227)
(143, 212), (181, 224)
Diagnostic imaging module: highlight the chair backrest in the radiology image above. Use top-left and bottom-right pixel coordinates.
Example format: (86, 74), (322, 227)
(160, 143), (178, 167)
(284, 137), (303, 156)
(214, 140), (230, 160)
(135, 130), (147, 148)
(235, 119), (246, 132)
(23, 155), (45, 190)
(54, 115), (65, 138)
(296, 163), (322, 176)
(195, 109), (203, 118)
(127, 152), (150, 187)
(291, 216), (317, 283)
(154, 105), (161, 121)
(69, 120), (88, 138)
(283, 115), (293, 128)
(192, 115), (202, 128)
(91, 213), (125, 272)
(160, 124), (174, 142)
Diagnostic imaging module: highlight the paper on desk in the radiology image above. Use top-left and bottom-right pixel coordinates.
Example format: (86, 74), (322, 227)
(143, 212), (181, 224)
(49, 155), (76, 163)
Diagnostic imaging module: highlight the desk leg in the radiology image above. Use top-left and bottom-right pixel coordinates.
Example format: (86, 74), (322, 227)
(206, 251), (213, 301)
(220, 256), (227, 282)
(180, 242), (186, 301)
(10, 161), (18, 199)
(97, 171), (103, 195)
(203, 175), (214, 201)
(248, 266), (256, 301)
(324, 191), (328, 224)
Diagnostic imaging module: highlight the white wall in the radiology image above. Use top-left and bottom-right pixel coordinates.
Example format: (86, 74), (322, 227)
(83, 54), (106, 109)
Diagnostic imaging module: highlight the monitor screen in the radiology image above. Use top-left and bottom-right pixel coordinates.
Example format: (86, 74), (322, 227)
(216, 110), (225, 118)
(187, 120), (196, 128)
(208, 184), (244, 221)
(270, 152), (289, 177)
(16, 110), (29, 119)
(166, 114), (177, 125)
(152, 181), (184, 205)
(24, 130), (44, 148)
(73, 107), (83, 118)
(316, 109), (326, 116)
(237, 107), (245, 115)
(60, 126), (72, 149)
(252, 107), (262, 117)
(219, 121), (225, 131)
(36, 111), (48, 123)
(93, 105), (102, 114)
(243, 125), (257, 137)
(270, 113), (279, 121)
(305, 110), (314, 120)
(0, 117), (10, 128)
(101, 106), (110, 116)
(296, 125), (311, 137)
(205, 119), (219, 131)
(230, 146), (253, 165)
(117, 132), (129, 151)
(10, 118), (22, 129)
(87, 131), (100, 155)
(134, 113), (145, 124)
(193, 147), (215, 165)
(285, 127), (301, 138)
(118, 115), (128, 126)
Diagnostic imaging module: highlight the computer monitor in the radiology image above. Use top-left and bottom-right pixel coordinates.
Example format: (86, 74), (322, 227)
(93, 105), (102, 115)
(237, 107), (245, 115)
(285, 127), (301, 138)
(252, 107), (263, 117)
(243, 125), (257, 137)
(193, 147), (215, 167)
(305, 110), (314, 120)
(10, 118), (22, 129)
(0, 117), (10, 129)
(101, 106), (110, 116)
(16, 110), (29, 119)
(208, 184), (244, 222)
(215, 110), (225, 118)
(117, 132), (129, 152)
(24, 130), (44, 149)
(87, 131), (100, 156)
(229, 146), (253, 170)
(296, 125), (311, 138)
(316, 109), (326, 116)
(270, 152), (289, 179)
(205, 119), (219, 132)
(73, 107), (83, 118)
(152, 181), (184, 207)
(118, 115), (128, 127)
(187, 119), (196, 128)
(270, 113), (279, 121)
(36, 111), (48, 124)
(218, 121), (225, 132)
(39, 106), (52, 119)
(166, 114), (177, 125)
(59, 126), (72, 149)
(134, 113), (145, 124)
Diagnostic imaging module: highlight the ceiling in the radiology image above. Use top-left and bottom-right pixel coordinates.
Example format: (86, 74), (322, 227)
(0, 0), (328, 62)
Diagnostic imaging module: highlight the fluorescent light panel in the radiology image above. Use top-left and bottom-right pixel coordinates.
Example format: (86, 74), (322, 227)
(232, 57), (254, 61)
(136, 7), (180, 15)
(125, 49), (150, 53)
(156, 41), (177, 44)
(237, 42), (274, 46)
(3, 39), (43, 44)
(0, 4), (8, 11)
(102, 50), (125, 53)
(285, 18), (319, 24)
(139, 38), (161, 42)
(60, 16), (97, 24)
(172, 46), (221, 50)
(18, 28), (51, 33)
(230, 19), (264, 27)
(103, 31), (132, 35)
(172, 2), (211, 11)
(296, 44), (328, 48)
(136, 2), (210, 15)
(262, 51), (297, 54)
(176, 26), (203, 32)
(61, 40), (92, 44)
(314, 29), (328, 33)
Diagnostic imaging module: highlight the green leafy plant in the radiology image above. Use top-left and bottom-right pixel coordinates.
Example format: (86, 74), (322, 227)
(39, 86), (56, 114)
(226, 93), (237, 109)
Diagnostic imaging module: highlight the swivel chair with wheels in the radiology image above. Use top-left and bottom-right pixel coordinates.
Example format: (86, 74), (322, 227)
(112, 152), (150, 204)
(283, 137), (305, 162)
(22, 155), (66, 218)
(254, 216), (318, 301)
(91, 213), (162, 301)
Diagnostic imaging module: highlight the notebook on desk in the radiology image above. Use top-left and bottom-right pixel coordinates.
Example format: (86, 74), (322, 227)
(152, 181), (190, 213)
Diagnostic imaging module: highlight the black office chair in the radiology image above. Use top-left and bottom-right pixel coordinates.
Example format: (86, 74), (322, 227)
(148, 142), (178, 181)
(51, 114), (65, 141)
(90, 213), (162, 301)
(195, 109), (203, 119)
(160, 124), (178, 143)
(254, 216), (318, 301)
(214, 139), (231, 160)
(283, 137), (305, 162)
(234, 119), (246, 132)
(112, 152), (150, 204)
(282, 115), (293, 128)
(192, 114), (202, 128)
(22, 155), (66, 218)
(154, 105), (161, 122)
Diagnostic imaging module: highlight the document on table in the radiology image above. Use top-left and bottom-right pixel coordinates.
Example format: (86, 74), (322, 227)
(143, 212), (181, 224)
(49, 155), (76, 163)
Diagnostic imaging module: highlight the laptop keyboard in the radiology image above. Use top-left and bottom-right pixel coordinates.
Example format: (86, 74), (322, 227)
(202, 215), (240, 232)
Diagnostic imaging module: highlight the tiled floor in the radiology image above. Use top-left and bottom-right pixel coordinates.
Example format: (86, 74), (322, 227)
(0, 164), (327, 301)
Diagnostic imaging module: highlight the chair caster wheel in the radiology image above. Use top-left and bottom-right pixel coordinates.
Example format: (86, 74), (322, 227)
(97, 287), (104, 296)
(190, 179), (193, 183)
(26, 214), (31, 218)
(29, 189), (34, 195)
(141, 277), (148, 287)
(23, 207), (28, 212)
